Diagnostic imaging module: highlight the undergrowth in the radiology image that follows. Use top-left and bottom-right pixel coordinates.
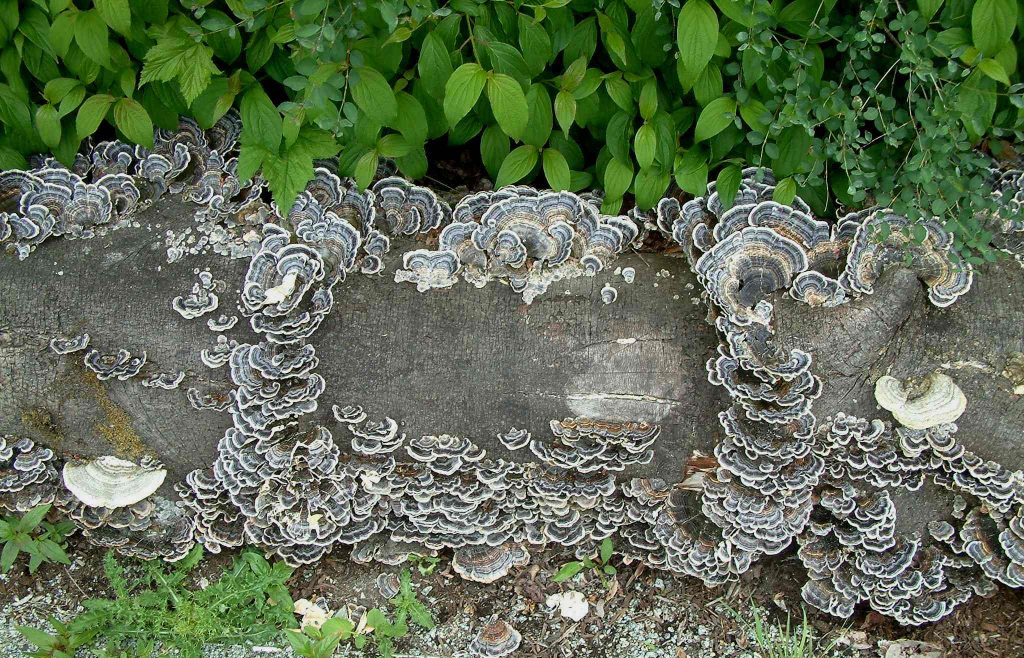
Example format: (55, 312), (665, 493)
(286, 569), (434, 658)
(0, 504), (72, 575)
(18, 546), (297, 658)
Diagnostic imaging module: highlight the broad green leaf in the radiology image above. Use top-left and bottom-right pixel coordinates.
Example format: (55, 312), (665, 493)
(391, 92), (428, 145)
(74, 10), (109, 67)
(600, 538), (614, 563)
(715, 164), (742, 209)
(352, 66), (397, 124)
(443, 63), (487, 127)
(918, 0), (944, 21)
(552, 561), (585, 582)
(49, 11), (77, 58)
(19, 505), (50, 530)
(604, 157), (633, 199)
(240, 86), (282, 152)
(693, 96), (736, 142)
(480, 123), (510, 178)
(140, 34), (219, 105)
(95, 0), (131, 34)
(773, 125), (811, 177)
(1, 539), (18, 572)
(634, 123), (657, 169)
(554, 90), (575, 135)
(773, 177), (798, 205)
(113, 97), (154, 147)
(674, 149), (708, 195)
(635, 166), (671, 209)
(263, 147), (314, 210)
(35, 104), (61, 148)
(418, 33), (454, 98)
(495, 144), (538, 187)
(518, 15), (552, 76)
(972, 0), (1016, 57)
(739, 99), (769, 132)
(237, 141), (269, 183)
(37, 540), (69, 565)
(75, 94), (115, 138)
(521, 84), (552, 148)
(677, 0), (718, 78)
(486, 73), (529, 140)
(542, 148), (570, 190)
(606, 111), (632, 163)
(979, 58), (1010, 84)
(605, 76), (633, 112)
(639, 79), (658, 120)
(377, 133), (410, 158)
(16, 625), (56, 648)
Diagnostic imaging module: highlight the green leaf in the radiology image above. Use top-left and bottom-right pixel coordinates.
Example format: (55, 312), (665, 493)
(694, 96), (736, 142)
(114, 98), (154, 147)
(604, 157), (633, 199)
(140, 34), (219, 105)
(600, 538), (614, 562)
(605, 76), (632, 112)
(237, 141), (269, 183)
(264, 146), (314, 210)
(37, 539), (69, 565)
(377, 134), (410, 158)
(95, 0), (131, 34)
(518, 15), (552, 76)
(918, 0), (944, 21)
(35, 104), (61, 149)
(979, 58), (1010, 84)
(418, 33), (453, 98)
(739, 99), (769, 133)
(521, 84), (552, 148)
(715, 164), (742, 209)
(972, 0), (1016, 57)
(634, 123), (657, 169)
(773, 125), (811, 177)
(552, 561), (585, 582)
(542, 148), (570, 191)
(74, 10), (109, 67)
(639, 79), (658, 121)
(76, 94), (115, 138)
(486, 73), (528, 140)
(480, 124), (509, 178)
(16, 626), (56, 649)
(443, 63), (487, 127)
(554, 90), (575, 135)
(352, 66), (397, 124)
(352, 149), (378, 190)
(240, 86), (281, 152)
(49, 11), (77, 59)
(1, 540), (18, 573)
(773, 177), (798, 205)
(677, 0), (718, 78)
(391, 92), (428, 146)
(495, 144), (538, 187)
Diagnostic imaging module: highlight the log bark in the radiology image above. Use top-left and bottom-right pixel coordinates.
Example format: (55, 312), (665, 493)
(1, 197), (1022, 515)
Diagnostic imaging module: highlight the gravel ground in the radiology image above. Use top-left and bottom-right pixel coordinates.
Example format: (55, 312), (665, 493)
(1, 545), (1022, 658)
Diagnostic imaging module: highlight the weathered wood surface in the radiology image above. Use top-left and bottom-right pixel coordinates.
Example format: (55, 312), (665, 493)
(0, 198), (729, 486)
(1, 196), (1022, 512)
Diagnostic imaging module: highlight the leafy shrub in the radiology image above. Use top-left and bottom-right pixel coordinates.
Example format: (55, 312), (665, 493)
(0, 504), (72, 574)
(18, 547), (296, 658)
(0, 0), (1021, 260)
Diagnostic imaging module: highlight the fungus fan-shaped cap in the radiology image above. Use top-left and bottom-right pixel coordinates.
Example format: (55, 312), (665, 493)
(469, 617), (522, 658)
(62, 456), (167, 508)
(452, 543), (530, 583)
(874, 373), (967, 430)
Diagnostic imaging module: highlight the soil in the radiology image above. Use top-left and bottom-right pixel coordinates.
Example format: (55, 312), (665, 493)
(1, 538), (1022, 658)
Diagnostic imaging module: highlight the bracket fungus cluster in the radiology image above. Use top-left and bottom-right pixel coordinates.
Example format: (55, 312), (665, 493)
(7, 117), (1024, 630)
(394, 188), (639, 303)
